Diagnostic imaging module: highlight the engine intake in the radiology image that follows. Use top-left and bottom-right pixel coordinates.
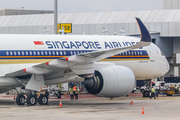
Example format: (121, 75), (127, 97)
(83, 66), (135, 97)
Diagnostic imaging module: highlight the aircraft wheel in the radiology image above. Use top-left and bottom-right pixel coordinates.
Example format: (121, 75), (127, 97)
(27, 94), (37, 106)
(38, 94), (48, 105)
(16, 94), (25, 105)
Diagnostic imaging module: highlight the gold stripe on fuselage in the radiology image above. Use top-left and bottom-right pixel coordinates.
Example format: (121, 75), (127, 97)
(0, 59), (53, 64)
(0, 58), (150, 64)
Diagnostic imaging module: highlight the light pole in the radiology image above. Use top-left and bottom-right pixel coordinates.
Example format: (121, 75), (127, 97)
(54, 0), (58, 34)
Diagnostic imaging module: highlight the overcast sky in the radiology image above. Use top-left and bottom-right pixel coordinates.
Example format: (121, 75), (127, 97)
(0, 0), (162, 13)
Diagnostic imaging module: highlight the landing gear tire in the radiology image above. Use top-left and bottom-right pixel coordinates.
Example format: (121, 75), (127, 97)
(27, 94), (37, 106)
(38, 94), (48, 105)
(56, 91), (61, 98)
(16, 94), (25, 105)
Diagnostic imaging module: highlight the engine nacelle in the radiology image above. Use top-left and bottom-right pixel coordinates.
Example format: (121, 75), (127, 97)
(83, 66), (135, 97)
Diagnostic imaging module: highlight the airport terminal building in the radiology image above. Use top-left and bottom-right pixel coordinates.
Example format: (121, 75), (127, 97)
(0, 0), (180, 79)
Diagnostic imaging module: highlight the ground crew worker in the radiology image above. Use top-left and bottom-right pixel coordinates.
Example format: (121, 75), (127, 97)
(175, 85), (178, 94)
(73, 86), (76, 98)
(75, 86), (78, 100)
(69, 86), (74, 100)
(150, 87), (156, 99)
(57, 84), (61, 98)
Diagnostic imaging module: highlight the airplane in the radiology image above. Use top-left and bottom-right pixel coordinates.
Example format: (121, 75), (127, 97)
(0, 18), (169, 106)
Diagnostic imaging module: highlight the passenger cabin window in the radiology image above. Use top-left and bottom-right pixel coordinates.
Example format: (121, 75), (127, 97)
(18, 51), (20, 56)
(33, 51), (36, 55)
(37, 51), (40, 55)
(14, 51), (16, 55)
(140, 51), (142, 55)
(30, 51), (32, 56)
(49, 51), (51, 55)
(22, 51), (24, 56)
(64, 51), (66, 55)
(26, 51), (28, 55)
(53, 51), (55, 55)
(41, 51), (44, 55)
(6, 51), (9, 56)
(45, 51), (47, 55)
(56, 51), (59, 55)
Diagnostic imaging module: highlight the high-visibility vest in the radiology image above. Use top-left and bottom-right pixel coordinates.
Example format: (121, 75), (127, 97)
(58, 84), (61, 88)
(58, 84), (61, 91)
(73, 86), (76, 91)
(175, 86), (178, 90)
(69, 88), (73, 93)
(75, 88), (78, 94)
(151, 88), (155, 93)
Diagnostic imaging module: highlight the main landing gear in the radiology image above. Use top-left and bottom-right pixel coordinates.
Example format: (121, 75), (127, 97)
(16, 93), (48, 106)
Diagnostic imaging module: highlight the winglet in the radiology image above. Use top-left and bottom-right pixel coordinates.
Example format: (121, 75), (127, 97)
(135, 17), (151, 43)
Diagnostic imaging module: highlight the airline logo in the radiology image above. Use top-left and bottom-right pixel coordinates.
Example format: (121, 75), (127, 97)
(33, 41), (142, 50)
(45, 41), (142, 50)
(33, 41), (44, 45)
(33, 41), (45, 49)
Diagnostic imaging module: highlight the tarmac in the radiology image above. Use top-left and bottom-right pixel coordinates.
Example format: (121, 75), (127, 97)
(0, 92), (180, 120)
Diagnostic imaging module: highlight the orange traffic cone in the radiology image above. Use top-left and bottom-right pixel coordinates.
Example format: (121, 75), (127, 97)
(59, 100), (62, 107)
(141, 107), (145, 114)
(130, 98), (133, 105)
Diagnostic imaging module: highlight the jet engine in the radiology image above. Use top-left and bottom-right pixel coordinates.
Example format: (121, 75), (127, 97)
(83, 66), (135, 97)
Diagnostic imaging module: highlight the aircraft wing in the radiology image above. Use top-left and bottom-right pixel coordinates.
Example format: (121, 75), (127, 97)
(61, 17), (151, 63)
(5, 18), (151, 77)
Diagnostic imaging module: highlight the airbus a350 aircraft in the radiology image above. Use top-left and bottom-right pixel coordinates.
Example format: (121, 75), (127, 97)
(0, 18), (169, 106)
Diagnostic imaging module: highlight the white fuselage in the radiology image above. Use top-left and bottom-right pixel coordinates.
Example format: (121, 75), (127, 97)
(0, 34), (169, 83)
